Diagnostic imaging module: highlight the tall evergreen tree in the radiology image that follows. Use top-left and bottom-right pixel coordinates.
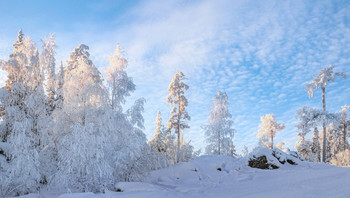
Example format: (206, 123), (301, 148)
(149, 111), (167, 153)
(55, 61), (64, 110)
(41, 34), (57, 114)
(338, 105), (350, 152)
(167, 71), (191, 163)
(204, 91), (236, 156)
(311, 128), (321, 162)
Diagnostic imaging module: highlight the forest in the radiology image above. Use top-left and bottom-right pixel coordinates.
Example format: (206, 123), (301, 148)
(0, 30), (349, 197)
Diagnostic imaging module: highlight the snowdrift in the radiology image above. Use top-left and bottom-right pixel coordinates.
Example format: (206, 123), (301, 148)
(14, 149), (350, 198)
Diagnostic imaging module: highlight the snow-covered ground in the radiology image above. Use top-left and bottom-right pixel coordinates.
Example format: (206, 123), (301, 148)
(17, 155), (350, 198)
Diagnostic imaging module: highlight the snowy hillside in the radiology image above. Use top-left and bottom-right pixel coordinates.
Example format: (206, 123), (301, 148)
(16, 152), (350, 198)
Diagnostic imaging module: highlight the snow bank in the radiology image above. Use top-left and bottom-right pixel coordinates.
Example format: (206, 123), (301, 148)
(14, 152), (350, 198)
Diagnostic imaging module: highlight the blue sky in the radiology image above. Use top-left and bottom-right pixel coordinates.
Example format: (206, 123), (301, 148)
(0, 0), (349, 154)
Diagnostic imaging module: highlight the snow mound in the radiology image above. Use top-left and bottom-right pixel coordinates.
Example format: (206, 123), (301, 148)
(248, 148), (303, 169)
(12, 153), (350, 198)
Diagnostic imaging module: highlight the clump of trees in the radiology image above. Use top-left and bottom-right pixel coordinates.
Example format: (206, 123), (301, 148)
(0, 30), (167, 196)
(149, 71), (198, 164)
(295, 65), (349, 165)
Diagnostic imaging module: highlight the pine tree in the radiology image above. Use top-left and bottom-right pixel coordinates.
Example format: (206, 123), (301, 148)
(338, 105), (350, 152)
(305, 65), (346, 162)
(311, 128), (321, 162)
(163, 128), (177, 163)
(41, 34), (57, 114)
(149, 111), (167, 153)
(257, 114), (284, 149)
(204, 91), (235, 156)
(167, 71), (191, 163)
(55, 61), (64, 110)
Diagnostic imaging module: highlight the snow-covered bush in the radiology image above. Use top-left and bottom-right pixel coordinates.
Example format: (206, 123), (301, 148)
(295, 139), (315, 162)
(55, 123), (114, 192)
(0, 122), (41, 196)
(330, 149), (350, 167)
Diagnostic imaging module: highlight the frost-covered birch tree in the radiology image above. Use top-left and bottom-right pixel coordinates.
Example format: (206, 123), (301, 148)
(204, 91), (236, 156)
(257, 114), (284, 149)
(305, 65), (346, 162)
(63, 44), (106, 125)
(106, 44), (135, 111)
(167, 71), (191, 163)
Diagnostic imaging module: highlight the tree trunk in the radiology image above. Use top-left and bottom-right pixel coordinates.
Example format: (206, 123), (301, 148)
(343, 125), (347, 151)
(271, 135), (274, 149)
(321, 87), (327, 163)
(218, 129), (221, 155)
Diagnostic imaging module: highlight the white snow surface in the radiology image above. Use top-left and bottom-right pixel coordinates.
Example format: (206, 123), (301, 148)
(15, 154), (350, 198)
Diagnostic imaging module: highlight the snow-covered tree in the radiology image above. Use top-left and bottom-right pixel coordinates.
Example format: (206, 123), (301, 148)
(276, 142), (288, 152)
(106, 44), (135, 111)
(63, 44), (106, 125)
(53, 43), (168, 192)
(295, 106), (323, 139)
(311, 128), (321, 162)
(295, 139), (313, 161)
(167, 71), (191, 163)
(41, 34), (57, 114)
(257, 114), (284, 149)
(241, 146), (249, 157)
(163, 129), (177, 164)
(149, 111), (167, 153)
(338, 105), (350, 152)
(0, 30), (54, 196)
(305, 65), (346, 162)
(294, 106), (341, 162)
(176, 133), (199, 162)
(330, 149), (350, 167)
(55, 61), (64, 109)
(204, 91), (236, 156)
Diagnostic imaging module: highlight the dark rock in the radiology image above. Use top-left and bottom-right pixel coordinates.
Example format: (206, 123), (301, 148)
(248, 155), (279, 169)
(287, 159), (296, 165)
(116, 188), (123, 192)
